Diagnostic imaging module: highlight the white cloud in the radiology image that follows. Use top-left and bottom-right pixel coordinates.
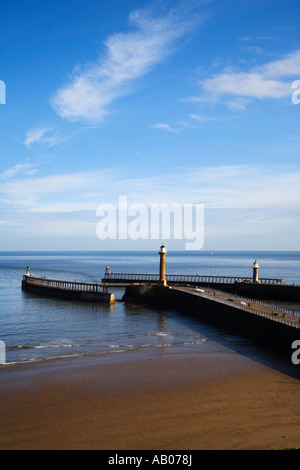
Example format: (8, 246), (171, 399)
(50, 7), (200, 122)
(1, 164), (299, 249)
(1, 163), (299, 213)
(198, 49), (300, 107)
(24, 128), (49, 147)
(188, 113), (229, 123)
(0, 169), (117, 209)
(152, 123), (178, 133)
(152, 113), (230, 132)
(24, 126), (70, 148)
(202, 71), (289, 99)
(189, 114), (217, 122)
(0, 162), (39, 179)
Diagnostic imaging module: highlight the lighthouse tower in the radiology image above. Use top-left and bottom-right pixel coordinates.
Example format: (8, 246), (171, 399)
(252, 260), (259, 284)
(158, 244), (167, 286)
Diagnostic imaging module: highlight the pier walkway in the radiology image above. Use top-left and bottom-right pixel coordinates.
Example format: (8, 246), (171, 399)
(172, 286), (300, 328)
(22, 274), (115, 303)
(23, 274), (112, 292)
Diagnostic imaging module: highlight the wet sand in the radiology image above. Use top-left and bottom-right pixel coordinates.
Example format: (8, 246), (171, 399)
(1, 349), (300, 450)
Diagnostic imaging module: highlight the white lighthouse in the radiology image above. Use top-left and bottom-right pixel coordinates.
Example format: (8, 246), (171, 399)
(158, 245), (167, 286)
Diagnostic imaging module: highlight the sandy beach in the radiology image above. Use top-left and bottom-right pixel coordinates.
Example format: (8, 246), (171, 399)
(1, 348), (300, 451)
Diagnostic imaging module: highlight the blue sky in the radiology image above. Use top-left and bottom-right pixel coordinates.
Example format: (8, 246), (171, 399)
(1, 0), (300, 251)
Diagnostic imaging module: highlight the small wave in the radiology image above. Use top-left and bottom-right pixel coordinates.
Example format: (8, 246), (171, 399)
(183, 339), (207, 345)
(146, 332), (169, 337)
(3, 337), (210, 367)
(2, 347), (132, 367)
(2, 352), (86, 367)
(15, 343), (79, 350)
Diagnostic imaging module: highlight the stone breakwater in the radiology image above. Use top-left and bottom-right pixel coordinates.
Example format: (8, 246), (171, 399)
(22, 274), (114, 303)
(122, 285), (300, 353)
(210, 282), (300, 302)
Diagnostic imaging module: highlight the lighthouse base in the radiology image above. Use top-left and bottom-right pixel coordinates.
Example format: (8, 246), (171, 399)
(157, 280), (168, 286)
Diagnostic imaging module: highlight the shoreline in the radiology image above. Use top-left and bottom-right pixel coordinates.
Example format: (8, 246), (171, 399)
(1, 348), (300, 450)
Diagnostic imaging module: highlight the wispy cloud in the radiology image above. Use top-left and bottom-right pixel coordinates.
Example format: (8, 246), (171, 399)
(50, 6), (202, 123)
(188, 113), (230, 123)
(151, 123), (178, 133)
(24, 128), (49, 147)
(0, 162), (39, 179)
(152, 113), (229, 132)
(1, 164), (299, 249)
(0, 169), (117, 210)
(24, 126), (69, 148)
(1, 163), (299, 212)
(195, 49), (300, 108)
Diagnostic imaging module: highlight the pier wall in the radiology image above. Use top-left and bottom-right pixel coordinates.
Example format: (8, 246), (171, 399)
(201, 282), (300, 302)
(122, 285), (300, 352)
(22, 279), (114, 303)
(104, 274), (300, 301)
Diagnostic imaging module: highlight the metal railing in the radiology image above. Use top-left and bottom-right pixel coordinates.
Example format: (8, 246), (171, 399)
(232, 293), (299, 318)
(103, 272), (285, 285)
(176, 288), (300, 329)
(211, 296), (300, 329)
(23, 274), (109, 293)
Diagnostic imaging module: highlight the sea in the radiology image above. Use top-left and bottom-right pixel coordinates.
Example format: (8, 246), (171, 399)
(1, 250), (300, 367)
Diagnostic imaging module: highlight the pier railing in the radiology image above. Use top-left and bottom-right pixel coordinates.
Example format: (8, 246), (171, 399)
(190, 289), (300, 329)
(173, 287), (300, 328)
(103, 272), (285, 285)
(23, 274), (110, 293)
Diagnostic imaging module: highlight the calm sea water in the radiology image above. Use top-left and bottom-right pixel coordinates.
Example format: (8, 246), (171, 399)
(0, 251), (299, 366)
